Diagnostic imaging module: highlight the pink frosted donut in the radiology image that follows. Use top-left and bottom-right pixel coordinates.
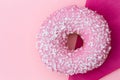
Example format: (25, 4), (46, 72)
(37, 5), (111, 75)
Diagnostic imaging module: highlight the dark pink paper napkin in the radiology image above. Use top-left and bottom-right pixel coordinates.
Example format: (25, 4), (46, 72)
(69, 0), (120, 80)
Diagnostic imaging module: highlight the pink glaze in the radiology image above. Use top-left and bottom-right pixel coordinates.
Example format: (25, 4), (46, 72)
(37, 5), (111, 75)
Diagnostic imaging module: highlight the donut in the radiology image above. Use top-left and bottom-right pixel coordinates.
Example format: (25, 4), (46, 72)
(36, 5), (111, 75)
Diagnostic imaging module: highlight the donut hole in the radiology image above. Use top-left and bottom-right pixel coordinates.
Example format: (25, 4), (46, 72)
(66, 33), (83, 50)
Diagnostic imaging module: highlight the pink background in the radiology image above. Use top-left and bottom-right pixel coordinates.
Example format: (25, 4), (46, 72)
(0, 0), (85, 80)
(1, 0), (120, 80)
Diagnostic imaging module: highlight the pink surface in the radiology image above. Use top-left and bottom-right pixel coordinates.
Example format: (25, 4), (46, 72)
(0, 0), (86, 80)
(69, 0), (120, 80)
(100, 69), (120, 80)
(1, 0), (119, 80)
